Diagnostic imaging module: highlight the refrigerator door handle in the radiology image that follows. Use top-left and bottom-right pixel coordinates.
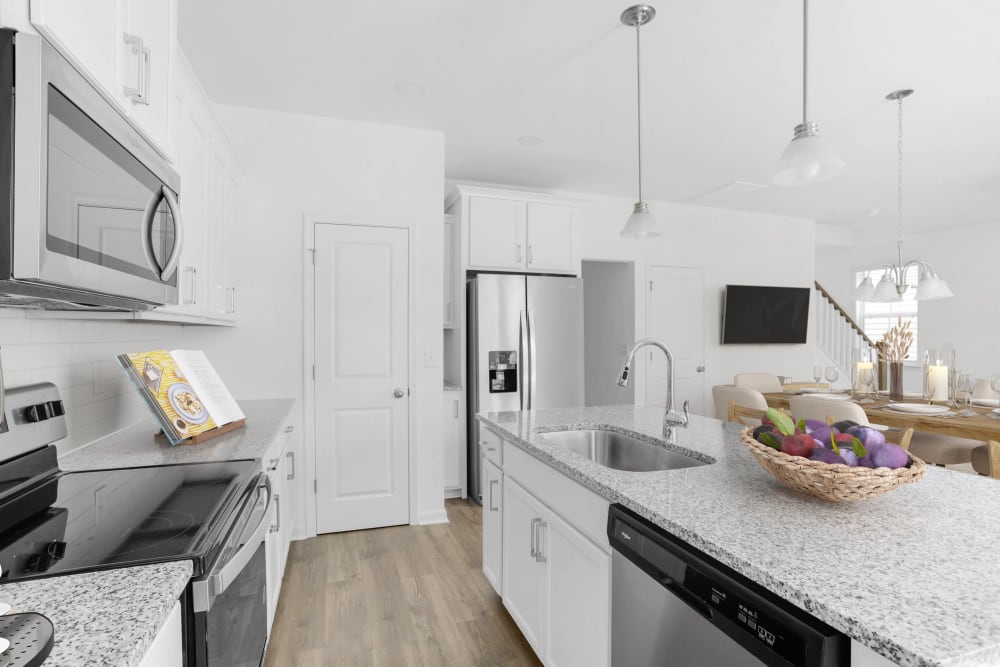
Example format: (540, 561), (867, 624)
(519, 310), (530, 410)
(527, 310), (537, 410)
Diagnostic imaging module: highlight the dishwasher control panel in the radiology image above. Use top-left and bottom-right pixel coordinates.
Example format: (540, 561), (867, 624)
(608, 505), (848, 667)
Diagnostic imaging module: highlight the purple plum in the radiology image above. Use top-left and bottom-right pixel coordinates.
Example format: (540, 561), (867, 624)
(839, 449), (859, 466)
(809, 425), (836, 447)
(804, 419), (828, 434)
(810, 448), (847, 465)
(871, 443), (910, 469)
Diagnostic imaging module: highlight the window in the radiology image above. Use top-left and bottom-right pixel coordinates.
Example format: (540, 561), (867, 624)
(856, 266), (919, 362)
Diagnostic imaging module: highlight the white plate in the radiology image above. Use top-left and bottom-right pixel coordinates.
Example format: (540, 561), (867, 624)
(885, 403), (952, 415)
(972, 398), (999, 407)
(807, 393), (853, 401)
(0, 636), (7, 654)
(799, 387), (822, 393)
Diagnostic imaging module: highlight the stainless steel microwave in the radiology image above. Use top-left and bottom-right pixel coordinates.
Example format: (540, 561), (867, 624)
(0, 29), (182, 311)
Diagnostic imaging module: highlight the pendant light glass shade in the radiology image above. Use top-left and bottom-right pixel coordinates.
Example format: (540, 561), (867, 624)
(915, 270), (953, 300)
(773, 125), (845, 187)
(854, 275), (875, 302)
(620, 201), (659, 238)
(872, 274), (901, 302)
(619, 5), (660, 238)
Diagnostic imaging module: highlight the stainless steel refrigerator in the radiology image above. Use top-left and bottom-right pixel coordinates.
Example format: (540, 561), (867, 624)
(467, 274), (584, 503)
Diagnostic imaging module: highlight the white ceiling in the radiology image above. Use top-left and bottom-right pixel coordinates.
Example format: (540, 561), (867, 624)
(178, 0), (1000, 232)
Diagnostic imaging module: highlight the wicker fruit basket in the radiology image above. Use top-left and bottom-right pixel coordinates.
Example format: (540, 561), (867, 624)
(739, 428), (926, 501)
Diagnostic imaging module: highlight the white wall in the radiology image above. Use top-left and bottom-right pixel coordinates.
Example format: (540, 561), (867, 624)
(816, 221), (1000, 391)
(582, 261), (635, 406)
(0, 312), (197, 455)
(184, 104), (447, 528)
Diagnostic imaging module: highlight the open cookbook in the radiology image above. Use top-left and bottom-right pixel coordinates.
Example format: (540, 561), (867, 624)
(117, 349), (245, 445)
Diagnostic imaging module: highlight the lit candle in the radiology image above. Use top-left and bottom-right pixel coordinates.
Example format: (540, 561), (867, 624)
(856, 362), (874, 391)
(927, 365), (949, 401)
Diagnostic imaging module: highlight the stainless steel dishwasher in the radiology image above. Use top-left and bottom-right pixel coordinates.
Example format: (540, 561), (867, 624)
(608, 505), (848, 666)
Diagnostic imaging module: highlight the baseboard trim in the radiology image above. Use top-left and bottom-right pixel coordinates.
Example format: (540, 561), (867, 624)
(417, 509), (449, 525)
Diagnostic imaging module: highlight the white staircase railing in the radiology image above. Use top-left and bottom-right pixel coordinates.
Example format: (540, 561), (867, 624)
(814, 281), (876, 378)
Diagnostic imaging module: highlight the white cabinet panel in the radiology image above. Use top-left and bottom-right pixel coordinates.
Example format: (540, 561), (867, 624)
(482, 457), (503, 595)
(467, 196), (524, 270)
(526, 202), (577, 274)
(545, 508), (610, 667)
(502, 477), (546, 656)
(121, 0), (173, 150)
(29, 0), (119, 96)
(443, 393), (461, 493)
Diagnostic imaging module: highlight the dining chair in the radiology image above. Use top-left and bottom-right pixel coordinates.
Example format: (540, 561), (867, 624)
(733, 373), (783, 394)
(972, 378), (993, 400)
(971, 441), (1000, 478)
(712, 385), (767, 422)
(788, 395), (869, 425)
(727, 401), (767, 425)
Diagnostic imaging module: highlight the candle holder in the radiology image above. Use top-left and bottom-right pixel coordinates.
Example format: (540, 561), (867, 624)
(852, 345), (878, 401)
(923, 348), (955, 403)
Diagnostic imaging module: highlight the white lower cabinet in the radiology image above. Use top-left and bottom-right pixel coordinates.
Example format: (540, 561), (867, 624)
(502, 477), (547, 656)
(137, 600), (182, 667)
(502, 476), (610, 667)
(482, 457), (503, 595)
(442, 392), (466, 497)
(263, 422), (298, 631)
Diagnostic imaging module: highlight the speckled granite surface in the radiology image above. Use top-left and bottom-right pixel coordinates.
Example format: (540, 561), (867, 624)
(60, 399), (295, 470)
(444, 381), (463, 392)
(480, 405), (1000, 667)
(0, 561), (191, 666)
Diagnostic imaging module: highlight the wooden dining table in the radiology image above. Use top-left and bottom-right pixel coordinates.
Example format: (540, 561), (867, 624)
(761, 392), (1000, 442)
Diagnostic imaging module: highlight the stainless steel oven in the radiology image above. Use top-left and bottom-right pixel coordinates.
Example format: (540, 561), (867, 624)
(0, 29), (182, 310)
(190, 474), (273, 667)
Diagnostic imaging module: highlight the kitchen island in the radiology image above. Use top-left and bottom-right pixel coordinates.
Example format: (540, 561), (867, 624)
(479, 405), (1000, 667)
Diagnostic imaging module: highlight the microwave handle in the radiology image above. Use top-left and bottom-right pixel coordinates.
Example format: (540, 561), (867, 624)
(140, 186), (184, 281)
(160, 187), (184, 281)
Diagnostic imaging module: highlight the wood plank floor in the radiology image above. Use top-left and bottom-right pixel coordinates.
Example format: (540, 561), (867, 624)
(264, 499), (541, 666)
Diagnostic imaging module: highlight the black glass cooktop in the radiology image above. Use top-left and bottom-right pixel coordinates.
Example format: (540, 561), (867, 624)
(0, 454), (256, 584)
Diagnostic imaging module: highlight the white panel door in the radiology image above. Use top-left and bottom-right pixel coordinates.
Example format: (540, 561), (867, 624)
(467, 196), (525, 270)
(647, 266), (706, 416)
(314, 224), (409, 533)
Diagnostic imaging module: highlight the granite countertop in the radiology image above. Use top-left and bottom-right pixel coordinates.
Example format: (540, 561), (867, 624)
(60, 398), (295, 470)
(444, 381), (463, 392)
(0, 561), (191, 666)
(479, 406), (1000, 667)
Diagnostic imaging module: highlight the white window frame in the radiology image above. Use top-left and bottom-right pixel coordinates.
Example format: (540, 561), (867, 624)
(856, 266), (920, 366)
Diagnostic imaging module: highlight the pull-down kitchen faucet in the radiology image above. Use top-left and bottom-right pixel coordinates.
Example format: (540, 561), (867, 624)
(617, 338), (690, 431)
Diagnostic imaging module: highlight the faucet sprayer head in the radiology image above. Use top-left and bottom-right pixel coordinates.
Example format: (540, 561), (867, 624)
(617, 363), (631, 387)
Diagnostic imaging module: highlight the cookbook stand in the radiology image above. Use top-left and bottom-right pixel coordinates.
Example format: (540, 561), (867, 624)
(155, 419), (247, 445)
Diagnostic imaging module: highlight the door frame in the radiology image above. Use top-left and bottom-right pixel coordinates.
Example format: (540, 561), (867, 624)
(302, 212), (419, 536)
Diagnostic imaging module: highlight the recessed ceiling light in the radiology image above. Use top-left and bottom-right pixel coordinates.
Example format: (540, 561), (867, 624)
(395, 81), (426, 97)
(866, 208), (882, 216)
(517, 136), (542, 146)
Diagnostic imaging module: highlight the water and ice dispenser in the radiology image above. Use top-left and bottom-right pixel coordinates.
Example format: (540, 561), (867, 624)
(488, 351), (518, 393)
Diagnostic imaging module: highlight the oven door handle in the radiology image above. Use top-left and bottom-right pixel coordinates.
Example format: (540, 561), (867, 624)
(192, 476), (272, 612)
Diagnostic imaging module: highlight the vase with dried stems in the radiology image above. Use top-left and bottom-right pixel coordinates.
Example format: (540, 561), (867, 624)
(879, 318), (913, 401)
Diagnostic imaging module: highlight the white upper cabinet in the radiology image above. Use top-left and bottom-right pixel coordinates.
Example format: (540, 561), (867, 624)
(449, 185), (581, 276)
(29, 0), (175, 156)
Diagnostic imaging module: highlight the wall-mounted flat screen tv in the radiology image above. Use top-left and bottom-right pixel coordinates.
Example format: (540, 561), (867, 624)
(722, 285), (810, 344)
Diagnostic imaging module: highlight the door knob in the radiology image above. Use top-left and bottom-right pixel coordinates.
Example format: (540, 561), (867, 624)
(393, 388), (406, 398)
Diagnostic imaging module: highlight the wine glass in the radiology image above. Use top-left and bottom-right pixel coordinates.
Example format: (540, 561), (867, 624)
(990, 373), (1000, 419)
(957, 373), (976, 416)
(858, 367), (875, 403)
(812, 365), (823, 392)
(824, 366), (839, 393)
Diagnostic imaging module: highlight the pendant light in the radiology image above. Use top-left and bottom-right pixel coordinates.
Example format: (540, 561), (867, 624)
(856, 89), (953, 302)
(619, 5), (660, 238)
(772, 0), (844, 187)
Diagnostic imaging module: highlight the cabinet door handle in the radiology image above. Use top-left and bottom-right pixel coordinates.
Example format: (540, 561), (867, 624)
(527, 245), (533, 265)
(184, 267), (197, 305)
(122, 33), (144, 99)
(453, 401), (459, 419)
(535, 521), (547, 563)
(286, 451), (295, 480)
(516, 243), (523, 264)
(446, 302), (452, 323)
(529, 517), (540, 558)
(488, 479), (499, 512)
(269, 494), (281, 533)
(138, 45), (151, 105)
(268, 457), (280, 472)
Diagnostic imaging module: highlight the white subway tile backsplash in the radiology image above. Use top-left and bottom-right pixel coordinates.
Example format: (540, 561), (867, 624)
(1, 312), (194, 456)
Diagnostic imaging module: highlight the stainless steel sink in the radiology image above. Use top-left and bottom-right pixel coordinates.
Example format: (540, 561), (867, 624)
(540, 429), (708, 472)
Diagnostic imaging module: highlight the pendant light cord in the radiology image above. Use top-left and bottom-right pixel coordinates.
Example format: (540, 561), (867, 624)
(896, 95), (904, 267)
(802, 0), (809, 123)
(635, 20), (643, 203)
